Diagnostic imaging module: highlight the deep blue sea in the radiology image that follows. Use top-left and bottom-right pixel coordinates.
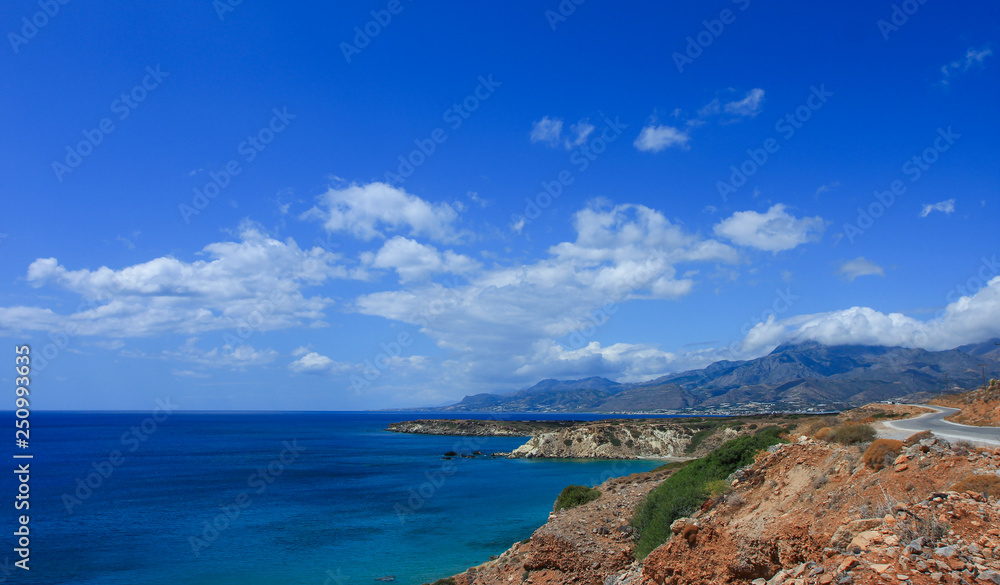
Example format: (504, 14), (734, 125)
(3, 412), (668, 585)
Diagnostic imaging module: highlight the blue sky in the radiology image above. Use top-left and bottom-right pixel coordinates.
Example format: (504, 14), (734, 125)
(1, 0), (998, 410)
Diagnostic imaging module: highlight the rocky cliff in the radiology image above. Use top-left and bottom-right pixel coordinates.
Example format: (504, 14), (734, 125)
(435, 408), (1000, 585)
(506, 423), (707, 459)
(389, 417), (781, 459)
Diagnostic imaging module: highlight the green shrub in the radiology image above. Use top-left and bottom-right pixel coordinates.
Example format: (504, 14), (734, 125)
(650, 460), (689, 473)
(705, 479), (732, 498)
(631, 426), (786, 558)
(827, 422), (876, 445)
(684, 428), (714, 454)
(553, 484), (601, 512)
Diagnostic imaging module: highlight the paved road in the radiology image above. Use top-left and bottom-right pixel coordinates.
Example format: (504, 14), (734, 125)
(885, 406), (1000, 446)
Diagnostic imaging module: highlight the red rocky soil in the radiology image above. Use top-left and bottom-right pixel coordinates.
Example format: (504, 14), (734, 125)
(444, 432), (1000, 585)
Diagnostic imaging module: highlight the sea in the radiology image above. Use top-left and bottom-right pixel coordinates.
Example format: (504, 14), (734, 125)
(6, 412), (671, 585)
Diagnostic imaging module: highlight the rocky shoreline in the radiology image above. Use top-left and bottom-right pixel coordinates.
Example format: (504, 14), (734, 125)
(441, 430), (1000, 585)
(388, 417), (800, 459)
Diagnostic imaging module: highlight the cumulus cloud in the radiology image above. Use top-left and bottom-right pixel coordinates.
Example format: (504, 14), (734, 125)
(713, 204), (826, 252)
(364, 236), (480, 283)
(354, 201), (738, 389)
(288, 351), (356, 375)
(164, 338), (279, 369)
(2, 222), (346, 337)
(530, 116), (594, 149)
(723, 88), (765, 117)
(513, 339), (678, 383)
(919, 199), (955, 217)
(838, 257), (885, 281)
(530, 116), (563, 145)
(941, 46), (993, 84)
(634, 125), (690, 152)
(723, 274), (1000, 357)
(302, 182), (462, 242)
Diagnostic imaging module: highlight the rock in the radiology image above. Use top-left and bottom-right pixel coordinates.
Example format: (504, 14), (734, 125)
(670, 517), (689, 534)
(870, 563), (891, 574)
(831, 518), (883, 549)
(752, 579), (767, 585)
(895, 463), (909, 472)
(838, 557), (859, 572)
(980, 569), (1000, 584)
(934, 546), (957, 558)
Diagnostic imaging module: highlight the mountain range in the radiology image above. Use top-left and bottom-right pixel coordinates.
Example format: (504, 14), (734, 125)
(426, 339), (1000, 413)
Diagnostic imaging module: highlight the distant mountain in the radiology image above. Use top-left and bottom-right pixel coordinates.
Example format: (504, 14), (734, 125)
(431, 339), (1000, 412)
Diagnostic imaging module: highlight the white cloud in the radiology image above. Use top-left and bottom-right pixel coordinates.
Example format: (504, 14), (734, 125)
(2, 223), (346, 337)
(941, 46), (993, 84)
(713, 204), (826, 252)
(919, 199), (955, 217)
(634, 125), (690, 152)
(530, 116), (594, 149)
(838, 257), (885, 281)
(164, 338), (279, 369)
(364, 236), (480, 283)
(513, 339), (678, 383)
(721, 275), (1000, 357)
(723, 88), (765, 117)
(302, 182), (462, 243)
(530, 116), (563, 145)
(354, 201), (738, 388)
(565, 120), (594, 147)
(288, 351), (355, 375)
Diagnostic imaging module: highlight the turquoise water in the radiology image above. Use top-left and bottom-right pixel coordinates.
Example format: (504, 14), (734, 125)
(9, 412), (664, 584)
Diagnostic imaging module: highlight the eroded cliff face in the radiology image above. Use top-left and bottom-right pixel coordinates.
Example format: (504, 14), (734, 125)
(446, 435), (1000, 585)
(507, 423), (711, 459)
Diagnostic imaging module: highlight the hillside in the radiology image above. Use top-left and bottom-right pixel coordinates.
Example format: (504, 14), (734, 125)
(440, 422), (1000, 585)
(431, 340), (1000, 413)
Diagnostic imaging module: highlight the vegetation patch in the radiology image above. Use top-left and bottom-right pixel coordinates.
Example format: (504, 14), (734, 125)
(903, 430), (933, 447)
(630, 426), (786, 559)
(683, 427), (715, 454)
(825, 422), (876, 445)
(862, 439), (904, 470)
(951, 474), (1000, 498)
(553, 484), (601, 512)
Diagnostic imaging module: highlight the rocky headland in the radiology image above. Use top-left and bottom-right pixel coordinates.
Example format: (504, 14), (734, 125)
(388, 417), (798, 459)
(425, 404), (1000, 585)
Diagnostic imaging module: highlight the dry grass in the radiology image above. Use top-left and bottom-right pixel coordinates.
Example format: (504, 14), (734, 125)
(950, 474), (1000, 498)
(862, 439), (904, 471)
(903, 430), (933, 447)
(826, 422), (877, 445)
